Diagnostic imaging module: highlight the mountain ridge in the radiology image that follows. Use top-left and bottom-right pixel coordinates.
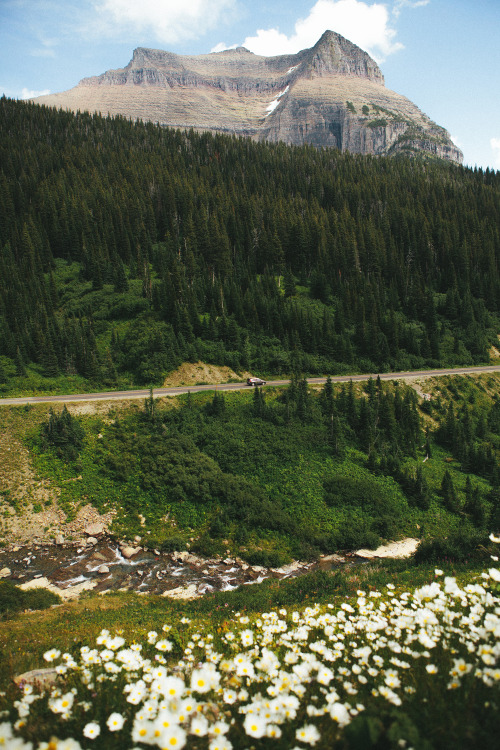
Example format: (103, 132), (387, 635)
(33, 30), (461, 162)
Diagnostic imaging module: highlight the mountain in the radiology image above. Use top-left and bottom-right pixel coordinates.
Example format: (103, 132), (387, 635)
(33, 31), (461, 163)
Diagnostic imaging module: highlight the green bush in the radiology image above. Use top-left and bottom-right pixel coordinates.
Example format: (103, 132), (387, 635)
(368, 118), (388, 128)
(191, 535), (226, 558)
(324, 474), (404, 541)
(414, 531), (492, 564)
(159, 536), (187, 553)
(243, 549), (291, 568)
(0, 581), (61, 618)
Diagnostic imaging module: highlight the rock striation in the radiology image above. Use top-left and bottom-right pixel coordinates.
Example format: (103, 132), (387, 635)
(33, 31), (462, 163)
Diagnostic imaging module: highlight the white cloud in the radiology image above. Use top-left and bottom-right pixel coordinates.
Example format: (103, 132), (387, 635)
(211, 42), (238, 53)
(238, 0), (404, 62)
(20, 88), (51, 99)
(91, 0), (236, 44)
(393, 0), (430, 18)
(491, 138), (500, 169)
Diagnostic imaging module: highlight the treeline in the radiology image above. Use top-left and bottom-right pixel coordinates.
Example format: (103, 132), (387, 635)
(1, 96), (500, 388)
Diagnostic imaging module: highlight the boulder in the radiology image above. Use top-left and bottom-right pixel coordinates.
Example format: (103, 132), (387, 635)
(120, 545), (141, 559)
(14, 667), (59, 688)
(85, 522), (105, 536)
(173, 550), (189, 563)
(320, 553), (346, 564)
(90, 551), (109, 562)
(86, 537), (98, 546)
(97, 565), (109, 574)
(162, 584), (199, 600)
(0, 567), (11, 578)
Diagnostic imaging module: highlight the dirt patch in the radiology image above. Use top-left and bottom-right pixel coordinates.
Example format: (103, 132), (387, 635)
(162, 361), (251, 387)
(0, 408), (113, 546)
(489, 345), (500, 362)
(67, 399), (141, 416)
(0, 413), (61, 544)
(403, 377), (431, 399)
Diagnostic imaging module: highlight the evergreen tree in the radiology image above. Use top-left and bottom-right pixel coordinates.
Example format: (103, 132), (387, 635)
(464, 475), (487, 527)
(41, 406), (85, 461)
(252, 384), (265, 417)
(440, 469), (460, 513)
(144, 387), (157, 423)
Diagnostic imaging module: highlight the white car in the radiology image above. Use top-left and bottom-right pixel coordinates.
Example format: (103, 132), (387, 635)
(247, 377), (267, 386)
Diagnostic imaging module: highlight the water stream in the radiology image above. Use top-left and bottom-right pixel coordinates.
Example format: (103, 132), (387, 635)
(0, 539), (347, 598)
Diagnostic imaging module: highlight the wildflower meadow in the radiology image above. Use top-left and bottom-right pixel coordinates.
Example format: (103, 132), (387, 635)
(1, 536), (499, 750)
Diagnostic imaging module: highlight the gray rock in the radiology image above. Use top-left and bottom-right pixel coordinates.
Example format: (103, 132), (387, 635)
(86, 537), (98, 546)
(120, 545), (141, 559)
(85, 523), (105, 536)
(55, 534), (64, 545)
(0, 567), (11, 578)
(172, 550), (189, 563)
(97, 565), (109, 574)
(321, 553), (346, 564)
(91, 552), (108, 562)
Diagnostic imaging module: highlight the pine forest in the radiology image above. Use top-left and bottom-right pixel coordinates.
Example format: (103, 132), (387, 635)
(1, 96), (500, 392)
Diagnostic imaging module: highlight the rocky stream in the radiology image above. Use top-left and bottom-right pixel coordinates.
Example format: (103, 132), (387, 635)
(0, 533), (418, 602)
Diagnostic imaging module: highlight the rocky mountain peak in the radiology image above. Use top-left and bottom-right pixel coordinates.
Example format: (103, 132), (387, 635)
(307, 30), (384, 83)
(32, 31), (462, 164)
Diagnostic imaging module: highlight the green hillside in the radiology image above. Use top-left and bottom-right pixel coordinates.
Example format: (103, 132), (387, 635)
(1, 97), (500, 395)
(0, 375), (492, 561)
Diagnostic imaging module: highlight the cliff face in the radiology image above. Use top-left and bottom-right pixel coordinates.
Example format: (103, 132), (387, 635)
(33, 31), (462, 163)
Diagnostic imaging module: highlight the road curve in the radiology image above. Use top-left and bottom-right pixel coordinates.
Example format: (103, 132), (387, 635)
(1, 365), (500, 407)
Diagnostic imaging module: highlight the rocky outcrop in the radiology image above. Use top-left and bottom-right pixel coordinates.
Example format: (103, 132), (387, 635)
(33, 30), (462, 163)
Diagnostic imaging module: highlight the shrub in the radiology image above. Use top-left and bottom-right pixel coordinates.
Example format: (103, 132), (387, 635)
(243, 549), (291, 568)
(368, 118), (388, 128)
(159, 536), (187, 553)
(0, 581), (60, 618)
(191, 535), (226, 558)
(414, 531), (492, 564)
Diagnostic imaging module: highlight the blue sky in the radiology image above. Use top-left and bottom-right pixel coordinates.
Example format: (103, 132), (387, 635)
(1, 0), (499, 170)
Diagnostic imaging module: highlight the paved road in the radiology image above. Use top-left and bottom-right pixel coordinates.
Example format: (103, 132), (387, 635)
(1, 365), (500, 407)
